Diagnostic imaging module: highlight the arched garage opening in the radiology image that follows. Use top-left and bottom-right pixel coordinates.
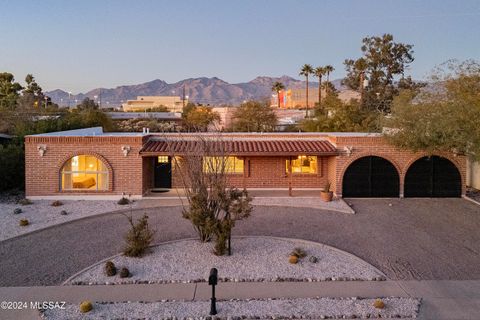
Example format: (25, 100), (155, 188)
(404, 156), (461, 197)
(342, 156), (400, 197)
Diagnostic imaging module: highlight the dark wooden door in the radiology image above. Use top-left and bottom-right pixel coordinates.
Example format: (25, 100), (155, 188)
(154, 157), (172, 189)
(343, 156), (399, 197)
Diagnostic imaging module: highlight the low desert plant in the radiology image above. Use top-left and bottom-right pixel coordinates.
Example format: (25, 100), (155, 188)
(289, 255), (299, 264)
(123, 213), (155, 257)
(105, 261), (117, 276)
(19, 219), (29, 226)
(13, 208), (22, 214)
(309, 256), (318, 263)
(51, 200), (63, 207)
(117, 197), (130, 205)
(18, 198), (32, 205)
(79, 301), (93, 313)
(60, 210), (68, 215)
(373, 298), (385, 309)
(290, 247), (307, 259)
(119, 267), (130, 278)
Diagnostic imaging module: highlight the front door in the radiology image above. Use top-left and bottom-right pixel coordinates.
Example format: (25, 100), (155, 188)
(154, 156), (172, 189)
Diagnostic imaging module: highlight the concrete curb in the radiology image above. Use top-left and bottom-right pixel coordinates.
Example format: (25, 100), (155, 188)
(463, 195), (480, 207)
(62, 235), (387, 285)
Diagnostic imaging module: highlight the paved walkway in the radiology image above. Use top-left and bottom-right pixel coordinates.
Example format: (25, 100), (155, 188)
(0, 280), (479, 319)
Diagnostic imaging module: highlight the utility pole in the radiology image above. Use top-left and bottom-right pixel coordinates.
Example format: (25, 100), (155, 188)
(182, 85), (186, 109)
(359, 72), (365, 106)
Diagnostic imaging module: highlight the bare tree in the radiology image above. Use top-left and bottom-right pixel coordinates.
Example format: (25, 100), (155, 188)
(166, 134), (253, 255)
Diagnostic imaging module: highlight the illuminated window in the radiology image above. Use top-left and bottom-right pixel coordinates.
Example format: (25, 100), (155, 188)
(61, 155), (108, 191)
(203, 157), (244, 174)
(158, 156), (169, 163)
(286, 156), (317, 174)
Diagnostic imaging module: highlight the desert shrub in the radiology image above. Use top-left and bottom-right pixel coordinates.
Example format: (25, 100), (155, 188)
(18, 198), (32, 205)
(309, 256), (318, 263)
(79, 301), (93, 313)
(123, 214), (155, 257)
(117, 197), (130, 205)
(51, 200), (63, 207)
(373, 298), (385, 309)
(105, 261), (117, 276)
(289, 255), (299, 264)
(19, 219), (29, 226)
(13, 208), (22, 214)
(60, 210), (68, 215)
(291, 247), (307, 259)
(119, 267), (130, 278)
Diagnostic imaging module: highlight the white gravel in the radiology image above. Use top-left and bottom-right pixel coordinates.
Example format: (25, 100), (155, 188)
(67, 237), (385, 285)
(42, 297), (420, 319)
(0, 200), (139, 241)
(252, 197), (355, 214)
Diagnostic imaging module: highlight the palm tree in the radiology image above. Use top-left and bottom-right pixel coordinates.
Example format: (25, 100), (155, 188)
(271, 81), (285, 108)
(314, 66), (326, 108)
(299, 64), (314, 117)
(324, 65), (335, 98)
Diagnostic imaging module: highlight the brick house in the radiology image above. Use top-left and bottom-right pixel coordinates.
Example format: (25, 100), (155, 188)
(24, 127), (466, 199)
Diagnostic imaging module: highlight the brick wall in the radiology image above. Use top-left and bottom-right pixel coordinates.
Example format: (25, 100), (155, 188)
(25, 136), (145, 197)
(329, 136), (467, 196)
(169, 156), (329, 189)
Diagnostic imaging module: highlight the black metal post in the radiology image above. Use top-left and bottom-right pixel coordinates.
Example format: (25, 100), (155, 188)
(210, 284), (217, 315)
(209, 268), (218, 315)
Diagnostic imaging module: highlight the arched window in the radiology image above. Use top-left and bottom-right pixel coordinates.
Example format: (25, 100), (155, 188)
(61, 155), (108, 191)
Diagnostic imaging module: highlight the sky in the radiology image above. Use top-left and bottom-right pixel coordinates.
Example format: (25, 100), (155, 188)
(1, 0), (479, 93)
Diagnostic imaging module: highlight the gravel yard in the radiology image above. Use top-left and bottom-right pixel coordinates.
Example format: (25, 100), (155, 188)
(0, 199), (139, 241)
(67, 237), (385, 285)
(42, 297), (420, 319)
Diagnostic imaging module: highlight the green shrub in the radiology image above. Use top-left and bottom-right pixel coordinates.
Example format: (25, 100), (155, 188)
(291, 247), (307, 259)
(105, 261), (117, 276)
(123, 214), (155, 257)
(117, 197), (130, 205)
(13, 208), (22, 214)
(119, 267), (130, 278)
(0, 143), (25, 192)
(19, 219), (29, 226)
(79, 301), (93, 313)
(51, 200), (63, 207)
(18, 198), (32, 205)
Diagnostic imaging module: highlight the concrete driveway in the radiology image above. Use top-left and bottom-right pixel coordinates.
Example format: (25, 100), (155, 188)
(0, 198), (478, 286)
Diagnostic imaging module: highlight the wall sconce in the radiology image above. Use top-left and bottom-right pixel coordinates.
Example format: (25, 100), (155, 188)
(37, 144), (47, 157)
(343, 146), (353, 157)
(121, 145), (131, 157)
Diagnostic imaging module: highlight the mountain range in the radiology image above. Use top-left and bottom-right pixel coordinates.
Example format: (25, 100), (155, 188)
(46, 76), (346, 107)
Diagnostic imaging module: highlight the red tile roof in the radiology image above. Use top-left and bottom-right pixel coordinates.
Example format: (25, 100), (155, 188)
(140, 138), (338, 156)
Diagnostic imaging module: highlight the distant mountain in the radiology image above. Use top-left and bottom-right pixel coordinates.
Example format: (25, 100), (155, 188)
(46, 76), (346, 107)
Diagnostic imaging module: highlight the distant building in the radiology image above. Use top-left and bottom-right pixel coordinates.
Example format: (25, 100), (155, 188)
(122, 96), (188, 113)
(271, 88), (360, 108)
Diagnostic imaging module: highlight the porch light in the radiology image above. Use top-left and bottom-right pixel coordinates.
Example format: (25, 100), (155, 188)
(343, 146), (353, 156)
(37, 144), (47, 157)
(121, 145), (131, 157)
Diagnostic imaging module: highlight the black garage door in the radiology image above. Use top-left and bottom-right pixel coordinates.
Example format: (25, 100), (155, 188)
(343, 156), (400, 197)
(404, 156), (461, 197)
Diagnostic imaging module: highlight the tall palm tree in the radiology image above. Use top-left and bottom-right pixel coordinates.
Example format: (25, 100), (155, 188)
(314, 66), (326, 108)
(324, 65), (335, 98)
(299, 64), (314, 117)
(271, 81), (285, 108)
